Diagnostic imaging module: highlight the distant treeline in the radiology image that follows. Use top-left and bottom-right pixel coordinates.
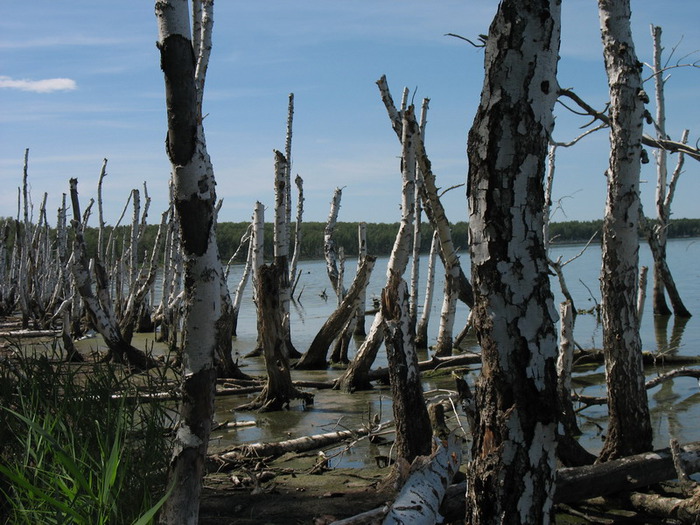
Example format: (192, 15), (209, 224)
(5, 218), (699, 263)
(215, 218), (700, 261)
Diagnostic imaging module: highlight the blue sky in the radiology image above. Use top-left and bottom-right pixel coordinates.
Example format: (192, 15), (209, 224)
(1, 1), (698, 227)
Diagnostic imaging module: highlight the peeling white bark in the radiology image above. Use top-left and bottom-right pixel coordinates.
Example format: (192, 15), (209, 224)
(466, 1), (561, 522)
(597, 0), (653, 461)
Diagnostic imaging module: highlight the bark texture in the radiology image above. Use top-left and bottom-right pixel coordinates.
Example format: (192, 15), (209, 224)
(466, 2), (561, 523)
(156, 2), (223, 523)
(597, 0), (653, 462)
(238, 263), (314, 411)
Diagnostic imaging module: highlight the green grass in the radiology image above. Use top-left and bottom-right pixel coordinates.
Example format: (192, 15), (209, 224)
(0, 349), (174, 524)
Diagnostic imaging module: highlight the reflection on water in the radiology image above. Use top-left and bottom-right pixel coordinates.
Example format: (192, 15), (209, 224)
(654, 314), (690, 356)
(79, 238), (700, 466)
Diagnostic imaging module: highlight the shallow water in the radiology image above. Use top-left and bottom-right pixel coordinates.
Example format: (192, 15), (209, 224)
(77, 237), (700, 465)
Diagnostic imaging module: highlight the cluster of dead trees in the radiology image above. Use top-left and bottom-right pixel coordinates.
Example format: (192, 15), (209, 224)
(2, 0), (700, 523)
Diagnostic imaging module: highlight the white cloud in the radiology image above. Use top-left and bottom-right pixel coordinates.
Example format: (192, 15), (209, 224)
(0, 76), (77, 93)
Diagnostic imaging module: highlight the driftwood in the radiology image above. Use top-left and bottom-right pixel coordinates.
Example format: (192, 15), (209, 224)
(382, 433), (462, 524)
(573, 367), (700, 406)
(618, 490), (700, 524)
(437, 441), (700, 522)
(0, 329), (61, 338)
(212, 423), (390, 462)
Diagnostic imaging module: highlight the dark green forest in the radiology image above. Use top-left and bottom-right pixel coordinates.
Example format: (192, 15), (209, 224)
(92, 218), (700, 262)
(5, 218), (699, 263)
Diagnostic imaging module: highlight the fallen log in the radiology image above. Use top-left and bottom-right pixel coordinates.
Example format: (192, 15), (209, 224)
(619, 490), (700, 524)
(367, 353), (480, 382)
(0, 329), (61, 338)
(437, 441), (700, 521)
(574, 348), (700, 366)
(382, 433), (462, 524)
(573, 367), (700, 406)
(213, 422), (392, 461)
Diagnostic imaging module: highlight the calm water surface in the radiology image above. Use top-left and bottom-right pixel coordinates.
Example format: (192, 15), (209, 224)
(110, 238), (699, 465)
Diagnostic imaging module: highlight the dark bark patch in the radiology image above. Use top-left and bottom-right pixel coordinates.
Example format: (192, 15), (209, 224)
(177, 195), (212, 256)
(158, 34), (197, 166)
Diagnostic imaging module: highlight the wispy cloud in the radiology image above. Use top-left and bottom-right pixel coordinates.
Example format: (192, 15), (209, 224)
(0, 76), (77, 93)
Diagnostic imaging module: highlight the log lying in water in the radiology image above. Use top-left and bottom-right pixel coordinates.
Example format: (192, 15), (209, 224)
(212, 422), (392, 462)
(367, 353), (481, 382)
(438, 440), (700, 521)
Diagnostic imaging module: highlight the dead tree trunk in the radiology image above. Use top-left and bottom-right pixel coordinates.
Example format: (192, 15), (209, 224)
(377, 76), (473, 310)
(69, 179), (155, 370)
(155, 1), (226, 521)
(466, 1), (561, 522)
(382, 275), (432, 462)
(597, 0), (653, 462)
(272, 149), (301, 358)
(353, 222), (368, 336)
(415, 230), (438, 349)
(556, 301), (596, 467)
(237, 263), (313, 411)
(295, 255), (376, 370)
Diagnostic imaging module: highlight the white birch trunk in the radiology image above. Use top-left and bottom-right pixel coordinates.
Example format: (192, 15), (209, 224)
(273, 150), (294, 355)
(650, 24), (671, 315)
(252, 201), (265, 294)
(434, 266), (458, 357)
(415, 230), (438, 348)
(353, 222), (368, 336)
(155, 1), (223, 522)
(289, 174), (304, 286)
(597, 0), (653, 461)
(409, 98), (429, 325)
(466, 1), (561, 521)
(638, 265), (648, 324)
(376, 76), (473, 309)
(324, 187), (343, 297)
(284, 93), (294, 254)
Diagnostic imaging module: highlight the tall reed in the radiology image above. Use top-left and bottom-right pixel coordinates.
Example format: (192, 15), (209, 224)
(0, 346), (173, 524)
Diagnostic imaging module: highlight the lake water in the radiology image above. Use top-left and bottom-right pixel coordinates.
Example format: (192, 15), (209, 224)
(210, 236), (700, 463)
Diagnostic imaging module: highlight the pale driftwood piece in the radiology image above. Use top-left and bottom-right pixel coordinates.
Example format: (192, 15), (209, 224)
(215, 426), (377, 461)
(0, 329), (61, 338)
(382, 434), (462, 525)
(296, 255), (376, 370)
(622, 491), (700, 524)
(573, 367), (700, 406)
